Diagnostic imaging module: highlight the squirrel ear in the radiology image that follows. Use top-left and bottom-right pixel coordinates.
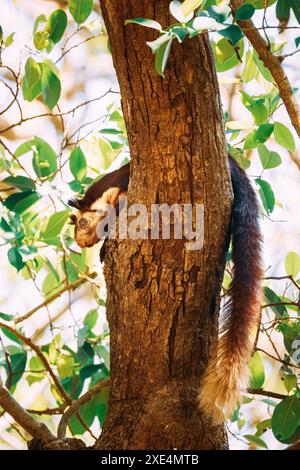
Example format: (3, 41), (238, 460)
(68, 198), (83, 210)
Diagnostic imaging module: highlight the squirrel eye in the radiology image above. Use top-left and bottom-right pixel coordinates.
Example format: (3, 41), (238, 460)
(79, 217), (88, 228)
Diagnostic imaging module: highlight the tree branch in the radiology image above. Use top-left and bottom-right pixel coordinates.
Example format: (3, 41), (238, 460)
(14, 276), (91, 324)
(230, 0), (300, 138)
(247, 388), (287, 400)
(286, 440), (300, 450)
(0, 380), (56, 441)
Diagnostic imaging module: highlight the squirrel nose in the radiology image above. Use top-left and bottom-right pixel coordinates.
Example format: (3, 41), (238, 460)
(77, 239), (92, 248)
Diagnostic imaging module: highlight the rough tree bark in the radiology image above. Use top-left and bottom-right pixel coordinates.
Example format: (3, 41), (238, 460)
(96, 0), (233, 450)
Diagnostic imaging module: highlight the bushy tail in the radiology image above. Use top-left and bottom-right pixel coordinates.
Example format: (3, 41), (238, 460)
(198, 156), (263, 422)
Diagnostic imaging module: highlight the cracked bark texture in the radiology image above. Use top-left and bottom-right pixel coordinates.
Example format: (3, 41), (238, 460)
(96, 0), (232, 450)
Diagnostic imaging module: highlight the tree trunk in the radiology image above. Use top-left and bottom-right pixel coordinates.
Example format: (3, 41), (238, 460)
(96, 0), (232, 450)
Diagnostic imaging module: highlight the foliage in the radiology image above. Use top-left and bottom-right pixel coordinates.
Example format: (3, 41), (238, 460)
(0, 0), (299, 450)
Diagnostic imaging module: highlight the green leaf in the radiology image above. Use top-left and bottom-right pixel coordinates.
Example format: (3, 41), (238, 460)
(34, 31), (49, 51)
(256, 418), (272, 435)
(99, 128), (124, 136)
(97, 345), (110, 371)
(61, 375), (84, 400)
(95, 386), (109, 427)
(57, 355), (75, 379)
(147, 33), (172, 54)
(40, 62), (61, 110)
(256, 123), (274, 143)
(1, 331), (22, 353)
(274, 122), (296, 152)
(272, 395), (300, 441)
(68, 0), (93, 24)
(33, 14), (47, 33)
(258, 144), (282, 169)
(5, 32), (15, 47)
(125, 18), (162, 31)
(244, 434), (268, 449)
(48, 9), (68, 44)
(22, 57), (41, 102)
(255, 178), (275, 214)
(170, 25), (187, 43)
(77, 341), (94, 365)
(264, 286), (288, 318)
(155, 36), (174, 77)
(84, 309), (98, 330)
(49, 334), (62, 364)
(29, 356), (45, 372)
(3, 191), (40, 214)
(8, 247), (26, 271)
(276, 0), (291, 22)
(212, 38), (244, 73)
(251, 102), (268, 125)
(253, 50), (274, 82)
(249, 351), (265, 389)
(219, 25), (243, 46)
(3, 176), (36, 192)
(14, 192), (40, 214)
(27, 374), (45, 386)
(45, 259), (60, 282)
(79, 363), (104, 380)
(242, 50), (257, 83)
(69, 400), (96, 435)
(285, 251), (300, 277)
(235, 4), (255, 20)
(291, 0), (300, 24)
(43, 271), (60, 296)
(69, 147), (87, 181)
(284, 374), (297, 393)
(207, 5), (231, 23)
(5, 352), (27, 388)
(42, 210), (69, 240)
(0, 312), (14, 321)
(15, 137), (57, 178)
(279, 323), (300, 355)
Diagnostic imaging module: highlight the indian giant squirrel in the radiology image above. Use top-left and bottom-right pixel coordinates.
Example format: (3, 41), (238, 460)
(69, 155), (262, 423)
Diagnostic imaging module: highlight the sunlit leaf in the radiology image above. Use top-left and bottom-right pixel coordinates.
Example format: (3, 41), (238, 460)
(285, 251), (300, 277)
(22, 57), (41, 102)
(249, 351), (265, 389)
(40, 62), (61, 110)
(42, 210), (69, 241)
(69, 147), (87, 181)
(274, 122), (296, 152)
(68, 0), (93, 24)
(125, 18), (162, 31)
